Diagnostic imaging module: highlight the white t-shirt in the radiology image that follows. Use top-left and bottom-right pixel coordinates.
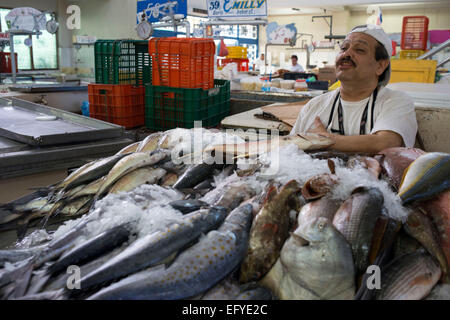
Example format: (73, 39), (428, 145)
(290, 86), (418, 148)
(289, 63), (304, 72)
(255, 59), (265, 70)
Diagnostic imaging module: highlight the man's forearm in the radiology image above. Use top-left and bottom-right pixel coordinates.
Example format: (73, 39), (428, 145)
(326, 132), (403, 153)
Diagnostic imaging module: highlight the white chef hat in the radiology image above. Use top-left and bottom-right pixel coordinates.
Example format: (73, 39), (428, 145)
(348, 24), (392, 86)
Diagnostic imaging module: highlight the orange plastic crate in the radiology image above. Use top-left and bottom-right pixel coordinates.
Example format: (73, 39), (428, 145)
(401, 16), (429, 50)
(149, 37), (215, 90)
(88, 84), (145, 128)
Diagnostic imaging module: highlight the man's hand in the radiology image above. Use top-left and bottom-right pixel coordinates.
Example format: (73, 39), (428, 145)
(307, 117), (328, 135)
(306, 116), (404, 153)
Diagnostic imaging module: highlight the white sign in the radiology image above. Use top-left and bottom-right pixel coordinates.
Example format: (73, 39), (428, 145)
(206, 0), (267, 18)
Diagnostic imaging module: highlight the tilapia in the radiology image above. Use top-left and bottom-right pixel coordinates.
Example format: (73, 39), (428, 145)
(376, 250), (441, 300)
(261, 217), (355, 300)
(240, 180), (300, 283)
(404, 208), (448, 280)
(377, 147), (425, 189)
(77, 207), (228, 292)
(116, 142), (140, 155)
(94, 150), (169, 199)
(332, 187), (384, 275)
(398, 152), (450, 204)
(108, 167), (166, 194)
(136, 132), (163, 153)
(87, 203), (253, 300)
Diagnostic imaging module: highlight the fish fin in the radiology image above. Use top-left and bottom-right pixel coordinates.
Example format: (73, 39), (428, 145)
(327, 159), (336, 174)
(263, 186), (278, 204)
(16, 217), (32, 241)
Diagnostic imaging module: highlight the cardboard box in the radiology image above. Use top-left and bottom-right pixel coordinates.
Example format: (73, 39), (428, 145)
(318, 67), (337, 85)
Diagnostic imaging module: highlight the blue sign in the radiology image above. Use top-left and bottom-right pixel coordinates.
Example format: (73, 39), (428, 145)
(137, 0), (187, 23)
(207, 0), (267, 18)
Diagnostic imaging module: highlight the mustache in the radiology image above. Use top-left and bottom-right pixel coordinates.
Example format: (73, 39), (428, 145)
(337, 56), (356, 67)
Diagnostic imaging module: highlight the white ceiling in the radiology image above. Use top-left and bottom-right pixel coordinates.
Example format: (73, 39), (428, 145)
(266, 0), (447, 8)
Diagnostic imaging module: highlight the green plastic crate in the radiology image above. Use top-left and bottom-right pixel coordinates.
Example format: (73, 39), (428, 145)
(94, 40), (151, 86)
(145, 79), (230, 130)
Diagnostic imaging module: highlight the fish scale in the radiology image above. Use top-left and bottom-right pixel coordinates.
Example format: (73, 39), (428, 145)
(76, 207), (227, 292)
(376, 251), (441, 300)
(333, 187), (383, 275)
(87, 204), (252, 300)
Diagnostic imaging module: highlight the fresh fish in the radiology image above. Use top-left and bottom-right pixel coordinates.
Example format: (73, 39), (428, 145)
(425, 284), (450, 300)
(159, 159), (187, 176)
(193, 179), (214, 190)
(420, 190), (450, 278)
(136, 132), (163, 153)
(376, 250), (441, 300)
(0, 249), (37, 267)
(168, 199), (209, 214)
(94, 150), (169, 199)
(296, 197), (341, 229)
(47, 223), (133, 276)
(116, 142), (140, 155)
(240, 180), (301, 283)
(173, 163), (223, 190)
(404, 208), (449, 280)
(87, 203), (253, 300)
(211, 183), (257, 212)
(57, 154), (128, 193)
(67, 177), (106, 201)
(347, 156), (382, 179)
(261, 217), (355, 300)
(301, 173), (339, 200)
(205, 133), (334, 159)
(43, 246), (125, 292)
(109, 167), (166, 194)
(0, 258), (35, 299)
(160, 172), (179, 187)
(201, 278), (242, 300)
(77, 206), (228, 292)
(2, 197), (49, 215)
(393, 228), (423, 258)
(332, 187), (384, 275)
(398, 152), (450, 204)
(377, 147), (425, 189)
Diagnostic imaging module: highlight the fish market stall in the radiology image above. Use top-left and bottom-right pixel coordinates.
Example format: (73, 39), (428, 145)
(0, 127), (448, 300)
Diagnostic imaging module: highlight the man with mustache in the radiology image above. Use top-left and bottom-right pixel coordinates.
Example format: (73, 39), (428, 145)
(291, 25), (417, 153)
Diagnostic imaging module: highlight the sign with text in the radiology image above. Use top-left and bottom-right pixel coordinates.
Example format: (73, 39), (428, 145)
(206, 0), (267, 18)
(137, 0), (187, 23)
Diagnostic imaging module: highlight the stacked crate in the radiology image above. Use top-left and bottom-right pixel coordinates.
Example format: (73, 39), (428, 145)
(399, 16), (429, 61)
(217, 46), (249, 72)
(145, 37), (230, 130)
(89, 40), (151, 128)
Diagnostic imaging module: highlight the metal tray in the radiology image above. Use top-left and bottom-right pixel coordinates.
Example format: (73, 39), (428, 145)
(8, 82), (87, 93)
(0, 97), (124, 146)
